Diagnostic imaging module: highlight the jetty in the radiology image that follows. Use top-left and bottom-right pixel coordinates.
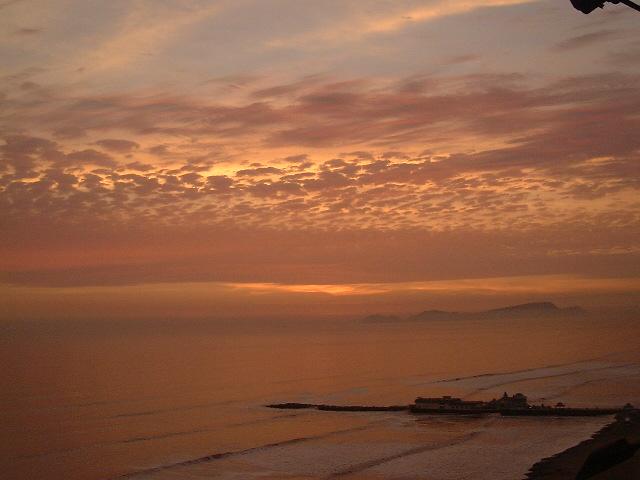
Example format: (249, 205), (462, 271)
(267, 392), (631, 417)
(266, 402), (410, 412)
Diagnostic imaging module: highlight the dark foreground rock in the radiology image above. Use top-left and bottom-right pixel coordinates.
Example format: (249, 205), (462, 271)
(526, 409), (640, 479)
(576, 438), (640, 479)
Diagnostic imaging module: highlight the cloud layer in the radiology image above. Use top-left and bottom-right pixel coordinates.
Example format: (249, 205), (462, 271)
(1, 0), (639, 315)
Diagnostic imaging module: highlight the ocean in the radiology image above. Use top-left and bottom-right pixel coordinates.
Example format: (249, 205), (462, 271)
(2, 315), (640, 480)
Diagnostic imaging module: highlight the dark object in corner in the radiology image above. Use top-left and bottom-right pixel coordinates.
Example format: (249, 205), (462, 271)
(570, 0), (640, 14)
(575, 438), (640, 479)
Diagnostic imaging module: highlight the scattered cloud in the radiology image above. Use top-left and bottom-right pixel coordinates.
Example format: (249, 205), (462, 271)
(12, 27), (42, 35)
(1, 1), (638, 306)
(553, 29), (620, 51)
(72, 2), (222, 73)
(95, 138), (140, 153)
(266, 0), (534, 48)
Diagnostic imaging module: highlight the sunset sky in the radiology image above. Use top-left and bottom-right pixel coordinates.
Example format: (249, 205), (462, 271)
(1, 0), (639, 319)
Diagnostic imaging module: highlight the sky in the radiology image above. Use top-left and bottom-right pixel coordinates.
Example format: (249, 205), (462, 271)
(1, 0), (639, 320)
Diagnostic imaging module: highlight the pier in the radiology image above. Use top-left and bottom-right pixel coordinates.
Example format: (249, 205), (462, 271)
(267, 393), (633, 417)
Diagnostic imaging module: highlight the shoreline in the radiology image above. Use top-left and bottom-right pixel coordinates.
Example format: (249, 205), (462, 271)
(525, 409), (640, 479)
(267, 402), (639, 478)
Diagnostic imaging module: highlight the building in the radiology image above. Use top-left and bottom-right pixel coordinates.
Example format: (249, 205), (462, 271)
(487, 392), (529, 409)
(413, 392), (530, 412)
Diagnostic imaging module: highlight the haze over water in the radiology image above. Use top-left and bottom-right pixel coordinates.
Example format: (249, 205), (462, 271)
(3, 314), (640, 480)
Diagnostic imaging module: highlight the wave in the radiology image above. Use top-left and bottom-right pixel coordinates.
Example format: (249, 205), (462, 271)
(109, 399), (236, 419)
(425, 358), (610, 385)
(461, 363), (640, 399)
(115, 422), (380, 479)
(327, 431), (482, 478)
(537, 370), (640, 402)
(18, 412), (306, 460)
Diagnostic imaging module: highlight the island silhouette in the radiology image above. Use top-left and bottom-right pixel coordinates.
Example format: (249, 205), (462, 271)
(362, 301), (586, 323)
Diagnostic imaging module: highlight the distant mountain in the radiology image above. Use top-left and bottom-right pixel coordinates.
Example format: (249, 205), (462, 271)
(362, 314), (401, 323)
(409, 310), (461, 321)
(362, 302), (586, 323)
(482, 302), (587, 319)
(486, 301), (559, 315)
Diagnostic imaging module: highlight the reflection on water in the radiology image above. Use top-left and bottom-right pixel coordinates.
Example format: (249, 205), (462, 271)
(2, 316), (639, 479)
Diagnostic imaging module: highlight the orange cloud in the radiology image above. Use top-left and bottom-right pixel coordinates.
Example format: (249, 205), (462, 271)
(2, 68), (639, 315)
(265, 0), (534, 47)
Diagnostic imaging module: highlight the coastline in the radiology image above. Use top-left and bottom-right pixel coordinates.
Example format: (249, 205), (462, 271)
(526, 410), (640, 479)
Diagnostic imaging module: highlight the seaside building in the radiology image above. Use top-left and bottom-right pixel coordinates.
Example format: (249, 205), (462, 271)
(488, 392), (529, 409)
(413, 392), (530, 412)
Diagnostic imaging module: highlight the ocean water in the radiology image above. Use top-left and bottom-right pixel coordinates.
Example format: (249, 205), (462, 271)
(2, 315), (640, 480)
